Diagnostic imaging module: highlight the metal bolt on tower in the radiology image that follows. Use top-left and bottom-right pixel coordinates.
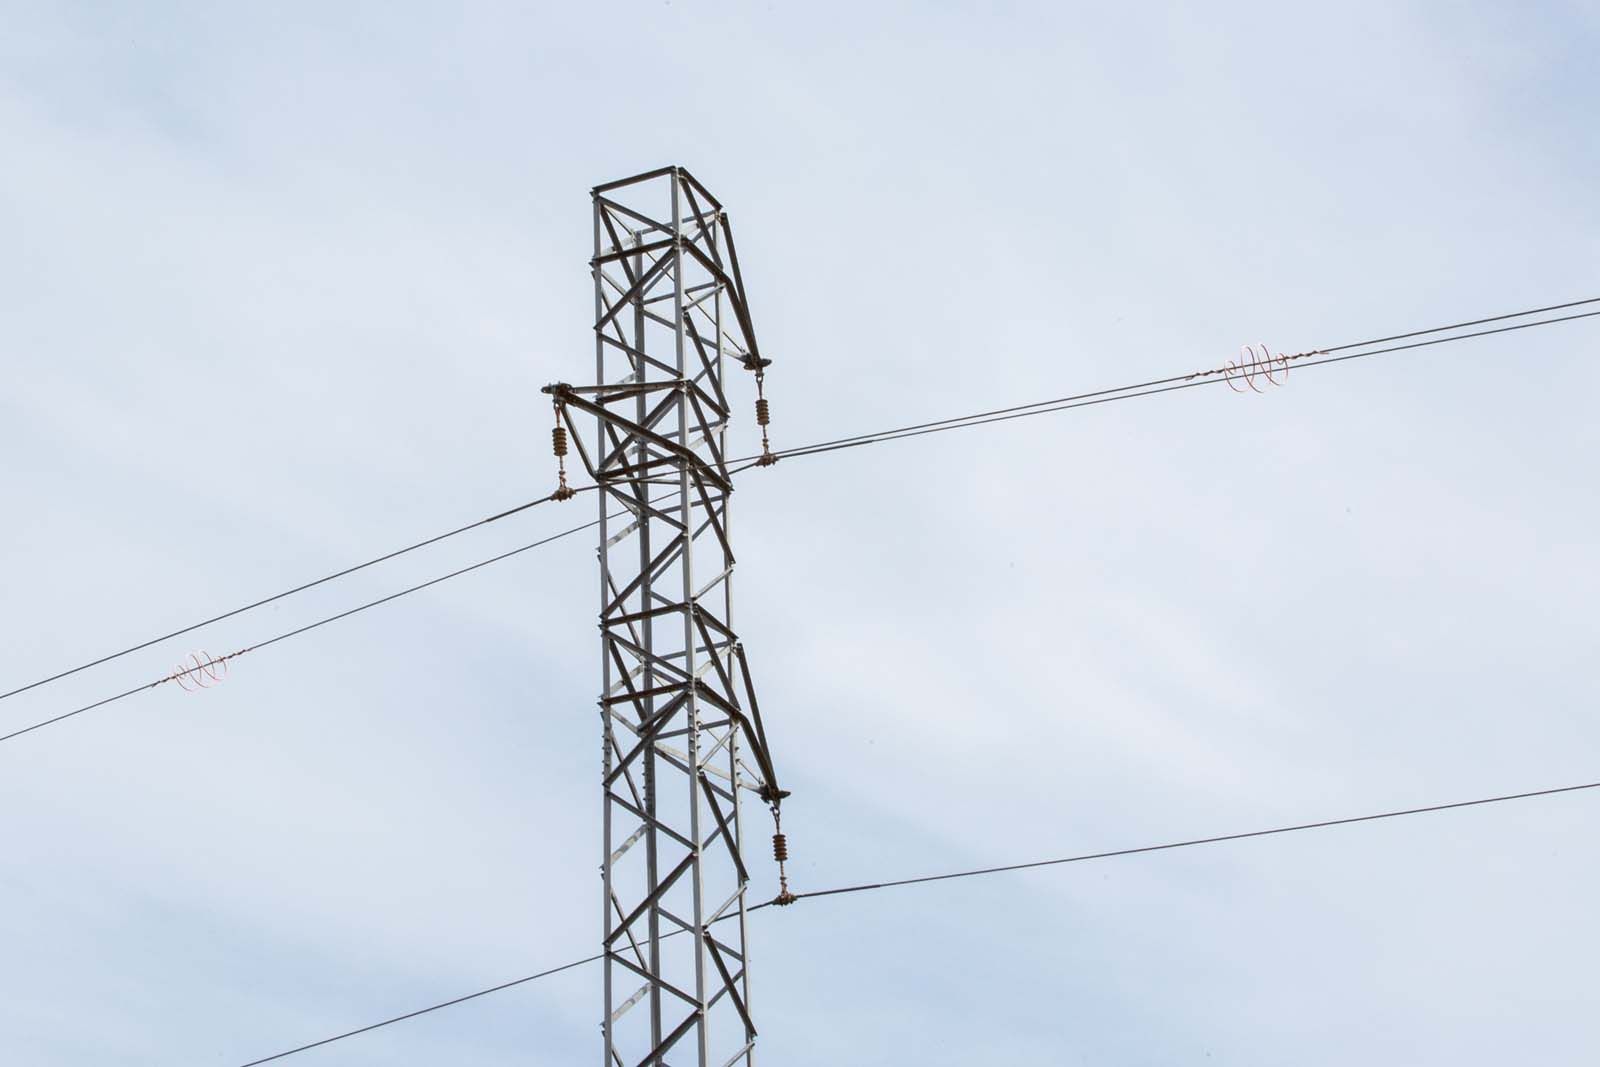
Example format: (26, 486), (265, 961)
(543, 166), (787, 1066)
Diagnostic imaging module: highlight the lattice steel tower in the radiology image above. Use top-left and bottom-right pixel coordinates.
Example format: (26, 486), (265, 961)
(544, 166), (788, 1066)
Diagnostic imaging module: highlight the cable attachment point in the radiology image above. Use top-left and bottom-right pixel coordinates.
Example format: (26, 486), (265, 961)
(550, 397), (576, 501)
(769, 801), (797, 905)
(743, 356), (779, 468)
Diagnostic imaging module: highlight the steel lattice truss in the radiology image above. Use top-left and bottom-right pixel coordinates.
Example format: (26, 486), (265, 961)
(545, 166), (784, 1067)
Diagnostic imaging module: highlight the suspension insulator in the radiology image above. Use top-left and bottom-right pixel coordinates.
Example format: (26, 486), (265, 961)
(755, 397), (770, 427)
(552, 425), (569, 457)
(772, 832), (788, 863)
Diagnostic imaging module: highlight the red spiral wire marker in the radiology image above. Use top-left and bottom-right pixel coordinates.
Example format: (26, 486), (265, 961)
(173, 650), (229, 693)
(1225, 343), (1290, 394)
(1258, 344), (1290, 387)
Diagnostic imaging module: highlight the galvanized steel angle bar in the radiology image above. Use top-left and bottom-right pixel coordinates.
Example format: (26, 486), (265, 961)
(603, 532), (689, 618)
(591, 234), (676, 269)
(690, 613), (740, 705)
(562, 391), (731, 494)
(591, 165), (679, 196)
(675, 167), (725, 212)
(703, 936), (755, 1037)
(678, 241), (758, 363)
(594, 251), (675, 334)
(606, 696), (696, 789)
(716, 214), (760, 359)
(607, 851), (699, 950)
(637, 1009), (702, 1067)
(596, 331), (681, 380)
(606, 792), (696, 852)
(678, 180), (722, 264)
(698, 773), (749, 883)
(682, 314), (731, 414)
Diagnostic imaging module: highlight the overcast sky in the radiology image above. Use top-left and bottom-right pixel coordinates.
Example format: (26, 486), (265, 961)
(3, 2), (1599, 1064)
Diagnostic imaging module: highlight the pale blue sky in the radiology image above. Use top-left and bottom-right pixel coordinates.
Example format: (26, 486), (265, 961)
(2, 2), (1598, 1064)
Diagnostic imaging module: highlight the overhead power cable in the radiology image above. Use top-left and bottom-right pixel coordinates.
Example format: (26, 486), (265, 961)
(229, 777), (1600, 1065)
(234, 953), (603, 1066)
(0, 492), (599, 746)
(0, 496), (558, 705)
(1316, 295), (1600, 353)
(742, 301), (1600, 465)
(4, 296), (1596, 717)
(755, 779), (1600, 906)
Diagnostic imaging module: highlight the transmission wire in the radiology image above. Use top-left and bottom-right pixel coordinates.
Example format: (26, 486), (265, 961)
(234, 953), (603, 1067)
(0, 492), (599, 745)
(754, 779), (1600, 906)
(0, 496), (557, 704)
(746, 304), (1600, 464)
(5, 298), (1597, 728)
(229, 776), (1600, 1065)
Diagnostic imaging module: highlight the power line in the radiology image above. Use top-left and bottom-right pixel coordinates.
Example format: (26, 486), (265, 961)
(228, 776), (1600, 1065)
(747, 303), (1600, 464)
(0, 498), (600, 745)
(1317, 295), (1600, 353)
(234, 953), (603, 1067)
(0, 495), (558, 705)
(5, 297), (1596, 720)
(756, 779), (1600, 906)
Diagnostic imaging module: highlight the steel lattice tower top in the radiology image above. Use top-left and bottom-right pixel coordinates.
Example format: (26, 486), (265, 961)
(544, 166), (786, 1066)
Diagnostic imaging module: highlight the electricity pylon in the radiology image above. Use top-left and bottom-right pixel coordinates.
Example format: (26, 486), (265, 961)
(544, 166), (788, 1066)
